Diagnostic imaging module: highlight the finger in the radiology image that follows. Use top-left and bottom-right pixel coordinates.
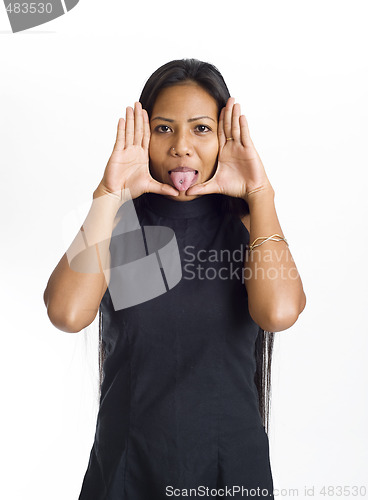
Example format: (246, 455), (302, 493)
(186, 178), (220, 196)
(240, 114), (252, 147)
(224, 97), (235, 139)
(231, 103), (241, 142)
(142, 108), (150, 150)
(148, 178), (179, 197)
(113, 117), (125, 152)
(133, 102), (143, 146)
(218, 107), (226, 149)
(125, 106), (134, 147)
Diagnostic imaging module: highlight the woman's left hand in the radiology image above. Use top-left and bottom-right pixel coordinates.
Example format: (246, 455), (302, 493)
(186, 97), (273, 200)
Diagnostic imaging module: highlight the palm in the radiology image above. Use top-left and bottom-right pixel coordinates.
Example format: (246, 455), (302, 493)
(100, 103), (179, 200)
(106, 146), (150, 198)
(186, 98), (271, 199)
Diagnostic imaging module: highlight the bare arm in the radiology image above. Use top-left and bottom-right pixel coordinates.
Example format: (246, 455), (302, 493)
(185, 96), (306, 333)
(44, 103), (179, 333)
(43, 185), (124, 333)
(241, 186), (306, 332)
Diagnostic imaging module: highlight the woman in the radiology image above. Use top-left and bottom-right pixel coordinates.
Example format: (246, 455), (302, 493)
(44, 58), (306, 499)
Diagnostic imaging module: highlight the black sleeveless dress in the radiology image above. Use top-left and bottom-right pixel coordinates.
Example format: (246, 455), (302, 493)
(78, 192), (274, 499)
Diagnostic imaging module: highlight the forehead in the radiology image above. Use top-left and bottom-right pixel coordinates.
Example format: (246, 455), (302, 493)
(152, 83), (218, 116)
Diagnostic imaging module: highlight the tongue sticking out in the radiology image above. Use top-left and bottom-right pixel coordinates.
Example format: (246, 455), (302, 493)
(170, 170), (198, 192)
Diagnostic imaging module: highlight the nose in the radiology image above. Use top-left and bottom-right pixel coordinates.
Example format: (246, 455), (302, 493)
(169, 134), (193, 157)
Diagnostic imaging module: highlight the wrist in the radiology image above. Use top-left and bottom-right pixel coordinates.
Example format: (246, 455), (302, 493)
(93, 182), (127, 204)
(243, 184), (275, 206)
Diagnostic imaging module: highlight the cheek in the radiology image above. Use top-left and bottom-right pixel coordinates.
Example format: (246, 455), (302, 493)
(148, 139), (159, 161)
(149, 133), (166, 148)
(203, 138), (219, 159)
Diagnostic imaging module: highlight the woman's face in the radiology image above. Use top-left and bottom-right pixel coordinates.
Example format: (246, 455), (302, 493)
(149, 82), (219, 201)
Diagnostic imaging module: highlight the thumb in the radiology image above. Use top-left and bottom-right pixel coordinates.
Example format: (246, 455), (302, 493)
(148, 178), (180, 197)
(186, 178), (220, 197)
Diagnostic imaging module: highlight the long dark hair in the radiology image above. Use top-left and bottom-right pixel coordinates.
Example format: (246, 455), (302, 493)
(98, 58), (275, 434)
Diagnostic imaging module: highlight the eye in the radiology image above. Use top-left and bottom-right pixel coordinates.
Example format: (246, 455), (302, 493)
(155, 125), (172, 133)
(196, 125), (211, 133)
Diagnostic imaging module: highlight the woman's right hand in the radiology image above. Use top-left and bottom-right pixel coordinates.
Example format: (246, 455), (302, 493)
(96, 102), (179, 200)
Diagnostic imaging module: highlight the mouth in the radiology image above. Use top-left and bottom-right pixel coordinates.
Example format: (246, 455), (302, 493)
(168, 167), (199, 192)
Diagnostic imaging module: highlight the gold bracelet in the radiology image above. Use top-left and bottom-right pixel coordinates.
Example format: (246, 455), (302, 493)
(247, 233), (288, 252)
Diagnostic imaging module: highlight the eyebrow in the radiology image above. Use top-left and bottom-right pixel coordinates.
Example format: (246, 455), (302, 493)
(151, 115), (216, 123)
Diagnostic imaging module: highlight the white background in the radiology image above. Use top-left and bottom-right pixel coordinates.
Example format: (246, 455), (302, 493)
(1, 1), (367, 498)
